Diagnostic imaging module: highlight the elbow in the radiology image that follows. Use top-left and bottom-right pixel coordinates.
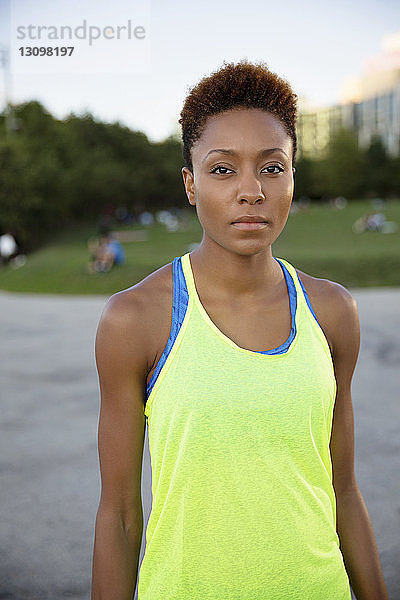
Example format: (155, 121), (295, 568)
(96, 496), (144, 538)
(334, 479), (363, 513)
(333, 471), (359, 500)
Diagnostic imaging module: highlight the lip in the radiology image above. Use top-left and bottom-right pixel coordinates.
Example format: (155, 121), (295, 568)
(232, 215), (268, 223)
(231, 222), (268, 231)
(231, 215), (269, 231)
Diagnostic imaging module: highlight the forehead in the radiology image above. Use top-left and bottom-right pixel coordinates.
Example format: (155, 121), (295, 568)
(192, 108), (292, 161)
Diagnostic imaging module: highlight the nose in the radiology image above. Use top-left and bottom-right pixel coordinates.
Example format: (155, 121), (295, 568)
(236, 171), (265, 204)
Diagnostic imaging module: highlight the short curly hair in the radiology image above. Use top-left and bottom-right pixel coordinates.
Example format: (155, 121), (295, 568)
(179, 59), (297, 172)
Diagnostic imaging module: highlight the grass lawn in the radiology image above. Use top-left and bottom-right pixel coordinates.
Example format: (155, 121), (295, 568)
(0, 199), (399, 295)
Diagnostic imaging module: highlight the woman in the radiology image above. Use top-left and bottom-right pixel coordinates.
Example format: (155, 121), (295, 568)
(91, 60), (388, 599)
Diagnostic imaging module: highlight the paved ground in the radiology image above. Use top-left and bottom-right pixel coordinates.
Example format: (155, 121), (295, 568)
(0, 288), (399, 599)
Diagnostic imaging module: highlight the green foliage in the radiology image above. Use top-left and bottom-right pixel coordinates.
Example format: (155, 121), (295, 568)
(293, 156), (314, 199)
(295, 129), (400, 201)
(362, 135), (392, 197)
(323, 128), (364, 198)
(0, 101), (185, 250)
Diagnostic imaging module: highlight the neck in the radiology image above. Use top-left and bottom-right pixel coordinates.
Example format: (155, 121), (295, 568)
(189, 238), (283, 300)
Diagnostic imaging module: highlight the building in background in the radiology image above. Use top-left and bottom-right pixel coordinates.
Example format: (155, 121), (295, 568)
(297, 32), (400, 159)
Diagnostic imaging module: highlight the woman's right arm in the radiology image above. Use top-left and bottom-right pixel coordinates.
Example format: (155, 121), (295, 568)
(91, 291), (150, 600)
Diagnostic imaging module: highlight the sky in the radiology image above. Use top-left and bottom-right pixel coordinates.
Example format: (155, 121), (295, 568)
(0, 0), (399, 142)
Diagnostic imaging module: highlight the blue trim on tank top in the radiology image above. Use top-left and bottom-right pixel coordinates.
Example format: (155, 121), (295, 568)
(146, 257), (189, 400)
(295, 271), (322, 329)
(266, 258), (297, 355)
(146, 255), (301, 400)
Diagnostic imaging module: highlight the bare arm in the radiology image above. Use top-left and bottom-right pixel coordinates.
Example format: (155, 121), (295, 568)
(327, 285), (389, 600)
(91, 291), (150, 600)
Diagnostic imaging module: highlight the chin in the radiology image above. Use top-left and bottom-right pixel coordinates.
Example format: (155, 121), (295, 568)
(226, 240), (273, 257)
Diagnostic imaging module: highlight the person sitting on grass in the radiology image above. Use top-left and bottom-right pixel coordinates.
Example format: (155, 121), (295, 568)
(87, 233), (125, 273)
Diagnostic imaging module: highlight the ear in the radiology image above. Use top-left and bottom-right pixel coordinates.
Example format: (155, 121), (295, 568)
(182, 167), (196, 206)
(291, 167), (295, 202)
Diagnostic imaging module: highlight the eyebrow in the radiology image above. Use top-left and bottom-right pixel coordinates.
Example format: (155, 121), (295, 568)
(202, 147), (289, 163)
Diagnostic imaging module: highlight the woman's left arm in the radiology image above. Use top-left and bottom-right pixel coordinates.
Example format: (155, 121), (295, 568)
(328, 285), (389, 600)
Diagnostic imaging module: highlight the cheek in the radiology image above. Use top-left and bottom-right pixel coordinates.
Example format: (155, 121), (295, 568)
(196, 198), (219, 227)
(195, 182), (221, 217)
(280, 178), (294, 207)
(283, 175), (294, 196)
(273, 179), (294, 220)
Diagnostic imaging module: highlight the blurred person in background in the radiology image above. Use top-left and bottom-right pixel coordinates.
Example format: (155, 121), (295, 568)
(87, 232), (126, 273)
(0, 231), (25, 266)
(91, 60), (389, 600)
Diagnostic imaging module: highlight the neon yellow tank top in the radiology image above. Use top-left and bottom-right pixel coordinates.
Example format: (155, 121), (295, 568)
(137, 252), (351, 600)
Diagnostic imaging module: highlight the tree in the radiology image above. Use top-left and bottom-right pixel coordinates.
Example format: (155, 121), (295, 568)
(362, 136), (392, 198)
(0, 101), (187, 250)
(320, 128), (365, 199)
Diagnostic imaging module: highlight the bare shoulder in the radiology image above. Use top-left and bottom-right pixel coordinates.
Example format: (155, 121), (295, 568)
(99, 261), (172, 330)
(96, 262), (173, 375)
(295, 268), (358, 318)
(294, 268), (360, 357)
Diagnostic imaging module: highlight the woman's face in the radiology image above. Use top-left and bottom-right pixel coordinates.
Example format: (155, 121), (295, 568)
(182, 108), (294, 256)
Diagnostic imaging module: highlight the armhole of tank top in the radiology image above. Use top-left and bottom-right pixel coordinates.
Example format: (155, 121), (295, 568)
(295, 271), (322, 329)
(276, 258), (335, 364)
(293, 267), (337, 369)
(144, 256), (190, 417)
(271, 258), (298, 355)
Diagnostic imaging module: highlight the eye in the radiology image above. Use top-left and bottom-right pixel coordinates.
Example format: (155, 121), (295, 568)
(210, 165), (234, 175)
(210, 164), (284, 175)
(262, 165), (284, 174)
